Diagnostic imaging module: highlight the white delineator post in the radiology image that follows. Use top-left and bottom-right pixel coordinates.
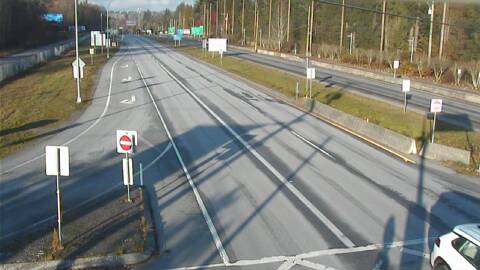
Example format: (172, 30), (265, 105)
(74, 0), (81, 103)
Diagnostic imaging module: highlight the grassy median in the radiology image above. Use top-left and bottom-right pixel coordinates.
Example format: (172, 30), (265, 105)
(0, 43), (118, 159)
(156, 39), (480, 175)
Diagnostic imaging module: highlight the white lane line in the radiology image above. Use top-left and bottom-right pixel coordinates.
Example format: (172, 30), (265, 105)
(122, 76), (132, 82)
(276, 258), (296, 270)
(290, 130), (335, 160)
(297, 259), (336, 270)
(146, 43), (355, 248)
(134, 59), (230, 265)
(160, 237), (431, 270)
(0, 141), (173, 241)
(3, 50), (127, 174)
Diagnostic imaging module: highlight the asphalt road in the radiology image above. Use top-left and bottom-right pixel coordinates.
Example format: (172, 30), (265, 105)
(1, 35), (480, 270)
(179, 37), (480, 131)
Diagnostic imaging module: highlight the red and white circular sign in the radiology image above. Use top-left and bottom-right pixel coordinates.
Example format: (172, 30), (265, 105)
(119, 135), (132, 151)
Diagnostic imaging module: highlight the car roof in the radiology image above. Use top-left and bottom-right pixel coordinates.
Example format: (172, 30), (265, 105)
(454, 224), (480, 247)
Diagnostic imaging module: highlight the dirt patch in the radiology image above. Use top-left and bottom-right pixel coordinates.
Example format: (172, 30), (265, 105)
(0, 187), (147, 265)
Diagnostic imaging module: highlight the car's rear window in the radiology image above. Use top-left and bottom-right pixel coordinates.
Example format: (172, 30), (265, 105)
(453, 236), (480, 269)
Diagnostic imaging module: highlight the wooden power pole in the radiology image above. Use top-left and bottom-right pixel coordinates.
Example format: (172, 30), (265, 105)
(439, 0), (447, 58)
(287, 0), (291, 42)
(268, 0), (272, 44)
(380, 0), (386, 52)
(340, 0), (345, 49)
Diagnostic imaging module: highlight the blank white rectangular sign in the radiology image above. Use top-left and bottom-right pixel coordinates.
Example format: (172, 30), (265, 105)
(123, 158), (133, 185)
(402, 79), (411, 92)
(45, 146), (70, 176)
(394, 60), (400, 69)
(307, 68), (316, 79)
(208, 38), (227, 52)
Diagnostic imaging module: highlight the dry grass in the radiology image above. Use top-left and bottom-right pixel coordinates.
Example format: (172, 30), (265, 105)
(0, 43), (117, 158)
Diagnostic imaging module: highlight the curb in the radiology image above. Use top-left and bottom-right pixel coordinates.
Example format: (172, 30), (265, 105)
(1, 187), (157, 270)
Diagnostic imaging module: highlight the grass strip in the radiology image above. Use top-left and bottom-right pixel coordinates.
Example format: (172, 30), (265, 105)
(158, 39), (479, 175)
(0, 43), (118, 159)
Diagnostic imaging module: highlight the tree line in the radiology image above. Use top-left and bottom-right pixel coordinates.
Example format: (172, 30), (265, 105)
(0, 0), (106, 51)
(141, 0), (480, 89)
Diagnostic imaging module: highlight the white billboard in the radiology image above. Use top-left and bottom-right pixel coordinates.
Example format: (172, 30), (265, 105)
(208, 38), (227, 53)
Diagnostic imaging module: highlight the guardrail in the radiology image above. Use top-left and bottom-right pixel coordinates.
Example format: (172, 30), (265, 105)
(0, 36), (88, 83)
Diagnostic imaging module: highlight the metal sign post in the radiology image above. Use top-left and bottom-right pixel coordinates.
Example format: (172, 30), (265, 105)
(45, 146), (70, 247)
(89, 48), (94, 65)
(430, 99), (443, 143)
(295, 81), (299, 101)
(220, 49), (223, 65)
(402, 79), (411, 113)
(117, 130), (137, 203)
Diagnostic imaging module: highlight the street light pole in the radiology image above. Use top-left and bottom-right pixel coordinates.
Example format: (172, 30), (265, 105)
(106, 0), (113, 59)
(74, 0), (81, 103)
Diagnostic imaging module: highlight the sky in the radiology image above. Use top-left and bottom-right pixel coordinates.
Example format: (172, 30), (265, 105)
(88, 0), (194, 11)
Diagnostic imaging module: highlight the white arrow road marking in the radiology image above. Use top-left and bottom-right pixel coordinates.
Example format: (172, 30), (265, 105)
(122, 76), (132, 82)
(120, 95), (136, 104)
(121, 64), (129, 68)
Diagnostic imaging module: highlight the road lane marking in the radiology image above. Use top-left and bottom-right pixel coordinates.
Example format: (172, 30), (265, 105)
(160, 237), (431, 270)
(122, 76), (132, 82)
(134, 59), (230, 265)
(0, 141), (173, 241)
(3, 49), (128, 174)
(290, 130), (335, 160)
(142, 40), (356, 248)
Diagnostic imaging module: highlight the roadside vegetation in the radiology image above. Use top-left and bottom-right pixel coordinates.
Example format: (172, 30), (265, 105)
(156, 38), (480, 175)
(0, 43), (118, 159)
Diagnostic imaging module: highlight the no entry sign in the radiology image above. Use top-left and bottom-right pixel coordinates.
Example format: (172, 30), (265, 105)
(430, 99), (443, 113)
(116, 130), (137, 154)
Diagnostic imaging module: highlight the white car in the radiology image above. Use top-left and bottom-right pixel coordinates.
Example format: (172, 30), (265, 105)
(431, 224), (480, 270)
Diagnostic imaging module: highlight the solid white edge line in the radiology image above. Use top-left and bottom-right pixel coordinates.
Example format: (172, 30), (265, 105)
(144, 40), (356, 248)
(290, 130), (335, 160)
(133, 57), (230, 265)
(3, 49), (127, 174)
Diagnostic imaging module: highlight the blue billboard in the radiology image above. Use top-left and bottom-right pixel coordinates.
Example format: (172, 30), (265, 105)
(43, 13), (64, 23)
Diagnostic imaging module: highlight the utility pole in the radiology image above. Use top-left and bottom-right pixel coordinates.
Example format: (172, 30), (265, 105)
(306, 4), (311, 57)
(203, 3), (206, 38)
(380, 0), (386, 52)
(254, 0), (258, 51)
(268, 0), (272, 45)
(232, 0), (235, 35)
(287, 0), (291, 42)
(216, 0), (219, 36)
(74, 0), (81, 103)
(340, 0), (345, 49)
(223, 0), (226, 36)
(100, 13), (104, 54)
(106, 5), (110, 59)
(309, 0), (314, 57)
(242, 0), (245, 44)
(439, 0), (447, 58)
(428, 0), (435, 63)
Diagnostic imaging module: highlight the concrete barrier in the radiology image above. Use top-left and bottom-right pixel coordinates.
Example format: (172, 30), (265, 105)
(304, 99), (417, 155)
(0, 36), (88, 83)
(420, 143), (471, 165)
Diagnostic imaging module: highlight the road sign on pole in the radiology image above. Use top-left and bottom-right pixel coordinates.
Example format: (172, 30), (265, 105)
(393, 60), (400, 78)
(116, 130), (137, 154)
(430, 99), (443, 143)
(402, 79), (411, 112)
(45, 146), (70, 247)
(72, 58), (86, 79)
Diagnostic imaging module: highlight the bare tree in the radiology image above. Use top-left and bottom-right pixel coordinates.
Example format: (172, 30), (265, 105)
(431, 57), (450, 82)
(272, 1), (288, 51)
(466, 61), (480, 90)
(365, 49), (376, 67)
(415, 54), (429, 79)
